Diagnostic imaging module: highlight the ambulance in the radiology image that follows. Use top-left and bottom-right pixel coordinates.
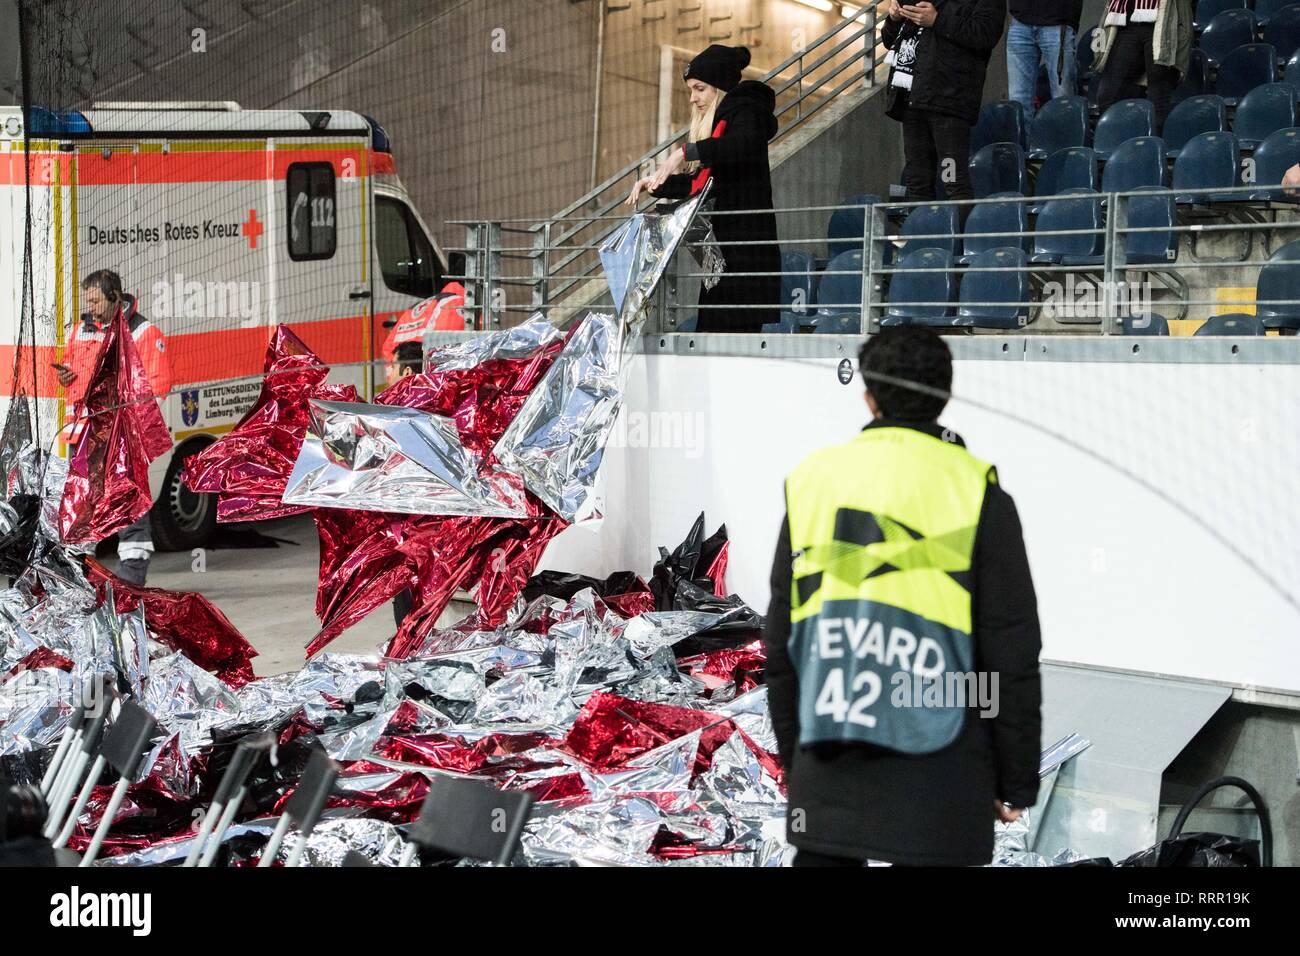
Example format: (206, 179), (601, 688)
(0, 101), (455, 549)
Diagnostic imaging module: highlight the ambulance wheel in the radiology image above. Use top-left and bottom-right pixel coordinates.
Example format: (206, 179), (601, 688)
(150, 439), (217, 552)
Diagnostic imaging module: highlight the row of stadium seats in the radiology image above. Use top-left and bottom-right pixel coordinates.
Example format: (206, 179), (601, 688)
(765, 202), (1300, 332)
(973, 89), (1300, 163)
(971, 129), (1299, 204)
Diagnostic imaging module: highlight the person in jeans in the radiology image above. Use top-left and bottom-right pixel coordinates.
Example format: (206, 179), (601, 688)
(1007, 0), (1084, 121)
(882, 0), (1007, 205)
(1094, 0), (1194, 136)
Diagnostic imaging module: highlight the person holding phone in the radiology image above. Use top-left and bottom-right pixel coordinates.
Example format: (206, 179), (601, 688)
(57, 269), (172, 585)
(882, 0), (1007, 206)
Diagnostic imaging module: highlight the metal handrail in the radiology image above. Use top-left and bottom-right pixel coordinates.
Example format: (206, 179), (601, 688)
(453, 3), (886, 327)
(444, 180), (1300, 335)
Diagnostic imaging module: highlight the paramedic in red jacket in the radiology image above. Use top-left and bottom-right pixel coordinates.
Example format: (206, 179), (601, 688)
(55, 269), (172, 585)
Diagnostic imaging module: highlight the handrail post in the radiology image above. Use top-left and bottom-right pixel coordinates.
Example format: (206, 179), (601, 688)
(531, 223), (551, 318)
(866, 4), (877, 88)
(464, 222), (483, 331)
(487, 221), (503, 329)
(865, 202), (886, 334)
(1102, 192), (1122, 335)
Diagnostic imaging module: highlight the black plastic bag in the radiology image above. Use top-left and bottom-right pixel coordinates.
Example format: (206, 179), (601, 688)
(1119, 775), (1271, 868)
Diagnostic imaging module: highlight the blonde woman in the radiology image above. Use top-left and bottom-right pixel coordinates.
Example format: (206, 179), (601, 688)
(627, 44), (781, 333)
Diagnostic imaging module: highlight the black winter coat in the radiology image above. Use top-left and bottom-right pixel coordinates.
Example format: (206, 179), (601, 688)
(652, 80), (781, 333)
(881, 0), (1007, 126)
(762, 420), (1043, 866)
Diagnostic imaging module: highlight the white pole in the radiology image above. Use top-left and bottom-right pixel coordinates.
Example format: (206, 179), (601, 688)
(182, 798), (225, 867)
(40, 724), (77, 794)
(53, 754), (106, 848)
(79, 775), (131, 866)
(197, 791), (246, 868)
(256, 814), (292, 867)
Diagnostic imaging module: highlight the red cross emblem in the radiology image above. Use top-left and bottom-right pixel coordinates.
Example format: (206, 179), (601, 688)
(241, 209), (264, 249)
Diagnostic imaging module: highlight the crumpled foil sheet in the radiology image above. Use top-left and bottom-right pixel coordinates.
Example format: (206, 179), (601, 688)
(182, 325), (359, 523)
(58, 307), (172, 544)
(282, 399), (530, 518)
(600, 187), (718, 325)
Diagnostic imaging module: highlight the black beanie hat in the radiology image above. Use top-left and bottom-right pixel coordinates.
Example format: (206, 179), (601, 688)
(683, 44), (751, 93)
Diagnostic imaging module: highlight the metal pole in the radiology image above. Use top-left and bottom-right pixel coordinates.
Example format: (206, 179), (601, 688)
(257, 814), (293, 867)
(40, 724), (77, 794)
(54, 754), (107, 848)
(859, 200), (872, 335)
(197, 791), (246, 868)
(488, 222), (503, 329)
(43, 746), (90, 838)
(183, 798), (226, 867)
(79, 775), (132, 867)
(588, 0), (607, 192)
(865, 203), (886, 334)
(1102, 192), (1120, 334)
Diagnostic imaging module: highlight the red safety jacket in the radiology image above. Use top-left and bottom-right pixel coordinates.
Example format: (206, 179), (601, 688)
(61, 294), (172, 445)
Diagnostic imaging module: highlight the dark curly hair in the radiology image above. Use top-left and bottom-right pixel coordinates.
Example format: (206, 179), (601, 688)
(395, 341), (423, 376)
(858, 327), (952, 422)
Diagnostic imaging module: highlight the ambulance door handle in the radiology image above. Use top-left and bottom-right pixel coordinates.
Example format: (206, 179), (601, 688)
(348, 288), (371, 300)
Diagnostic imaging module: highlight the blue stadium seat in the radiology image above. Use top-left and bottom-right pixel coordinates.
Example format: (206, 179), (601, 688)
(1172, 49), (1212, 106)
(1263, 3), (1300, 61)
(1031, 188), (1105, 265)
(1255, 238), (1300, 329)
(826, 194), (880, 260)
(1102, 136), (1169, 191)
(1257, 0), (1297, 27)
(1286, 48), (1300, 85)
(970, 100), (1027, 154)
(969, 142), (1029, 198)
(1121, 312), (1171, 335)
(815, 248), (863, 316)
(1172, 130), (1244, 202)
(1162, 95), (1227, 157)
(1215, 43), (1279, 105)
(1028, 95), (1090, 159)
(1094, 98), (1156, 158)
(1195, 312), (1267, 334)
(812, 312), (863, 334)
(1233, 82), (1298, 148)
(1201, 9), (1258, 65)
(761, 313), (805, 334)
(899, 203), (962, 258)
(1121, 187), (1179, 265)
(1196, 0), (1248, 31)
(1033, 147), (1098, 212)
(960, 194), (1030, 263)
(1248, 125), (1300, 199)
(956, 248), (1030, 329)
(780, 249), (816, 317)
(677, 315), (698, 333)
(882, 248), (957, 326)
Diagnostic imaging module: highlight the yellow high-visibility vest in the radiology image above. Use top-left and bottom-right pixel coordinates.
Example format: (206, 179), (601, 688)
(785, 425), (995, 753)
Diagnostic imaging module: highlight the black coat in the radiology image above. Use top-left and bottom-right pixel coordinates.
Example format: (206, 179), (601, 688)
(762, 420), (1043, 866)
(881, 0), (1007, 126)
(652, 80), (781, 333)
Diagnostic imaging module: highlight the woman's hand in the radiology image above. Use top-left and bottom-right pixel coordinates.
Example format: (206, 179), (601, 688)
(625, 175), (657, 206)
(888, 0), (903, 21)
(649, 146), (686, 190)
(626, 147), (687, 205)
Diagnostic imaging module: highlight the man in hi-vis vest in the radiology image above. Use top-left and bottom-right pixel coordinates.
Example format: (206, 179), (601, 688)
(763, 327), (1041, 867)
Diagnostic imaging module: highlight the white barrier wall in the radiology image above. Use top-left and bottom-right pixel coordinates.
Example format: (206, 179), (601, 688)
(540, 338), (1300, 696)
